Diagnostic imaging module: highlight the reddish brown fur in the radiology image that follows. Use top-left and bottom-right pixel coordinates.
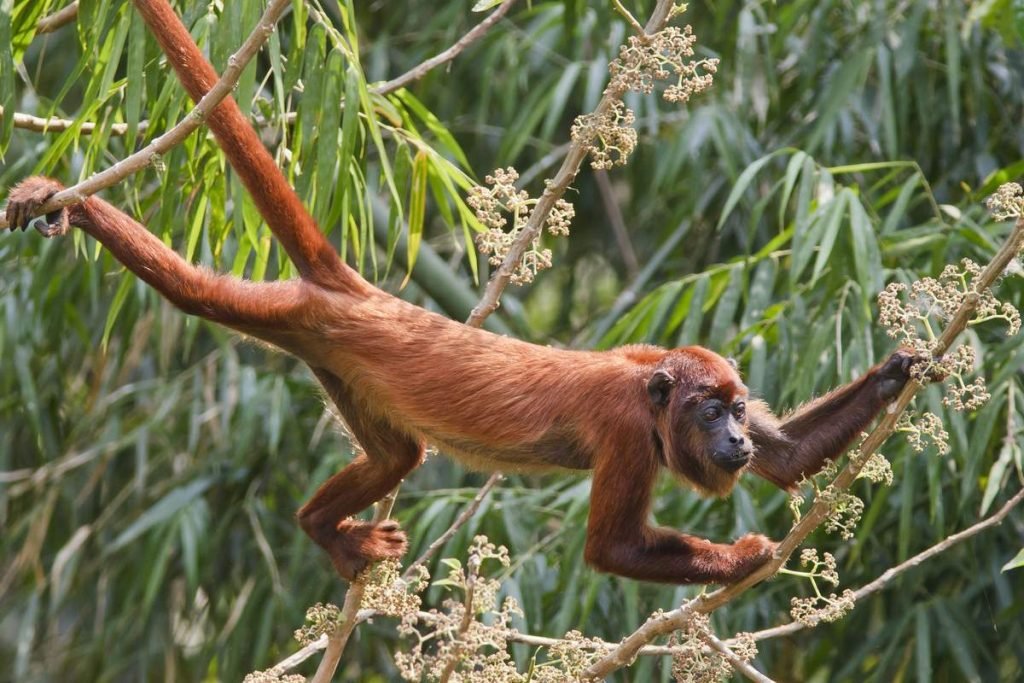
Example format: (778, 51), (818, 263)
(2, 0), (916, 584)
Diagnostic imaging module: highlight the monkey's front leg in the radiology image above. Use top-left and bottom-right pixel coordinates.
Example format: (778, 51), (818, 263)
(583, 455), (776, 584)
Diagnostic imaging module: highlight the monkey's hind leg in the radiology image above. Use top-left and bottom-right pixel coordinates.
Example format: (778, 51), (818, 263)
(299, 372), (425, 580)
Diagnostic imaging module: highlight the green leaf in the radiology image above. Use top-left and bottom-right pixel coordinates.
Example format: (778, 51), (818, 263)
(108, 478), (215, 552)
(1002, 548), (1024, 573)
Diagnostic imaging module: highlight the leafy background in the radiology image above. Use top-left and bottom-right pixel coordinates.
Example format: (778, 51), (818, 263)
(1, 0), (1022, 680)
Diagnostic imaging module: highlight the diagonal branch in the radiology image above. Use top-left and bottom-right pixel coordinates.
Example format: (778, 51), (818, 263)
(371, 0), (518, 96)
(466, 0), (677, 326)
(0, 0), (293, 231)
(582, 213), (1024, 678)
(36, 2), (79, 34)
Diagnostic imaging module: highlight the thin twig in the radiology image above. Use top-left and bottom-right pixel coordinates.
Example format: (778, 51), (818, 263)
(36, 2), (79, 34)
(0, 0), (293, 231)
(0, 106), (144, 136)
(371, 0), (518, 96)
(594, 168), (640, 278)
(582, 214), (1024, 678)
(403, 473), (502, 581)
(702, 632), (776, 683)
(466, 0), (677, 327)
(266, 634), (328, 675)
(611, 0), (647, 36)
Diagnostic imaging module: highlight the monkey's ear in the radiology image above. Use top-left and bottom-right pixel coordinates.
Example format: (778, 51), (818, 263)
(647, 370), (676, 407)
(726, 357), (739, 370)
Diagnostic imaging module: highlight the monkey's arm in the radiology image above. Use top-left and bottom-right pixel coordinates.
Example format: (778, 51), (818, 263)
(583, 443), (775, 584)
(747, 350), (914, 490)
(4, 177), (310, 332)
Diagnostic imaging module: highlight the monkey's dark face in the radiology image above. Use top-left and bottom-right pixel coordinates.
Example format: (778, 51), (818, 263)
(694, 396), (751, 472)
(647, 350), (752, 496)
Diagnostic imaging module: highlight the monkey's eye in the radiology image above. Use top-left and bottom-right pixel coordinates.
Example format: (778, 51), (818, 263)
(701, 406), (722, 422)
(732, 402), (746, 420)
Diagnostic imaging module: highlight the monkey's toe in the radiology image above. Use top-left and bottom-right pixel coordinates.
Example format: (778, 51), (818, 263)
(327, 519), (409, 581)
(5, 176), (70, 236)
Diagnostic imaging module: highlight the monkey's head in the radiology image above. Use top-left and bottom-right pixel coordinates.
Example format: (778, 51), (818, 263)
(647, 347), (752, 497)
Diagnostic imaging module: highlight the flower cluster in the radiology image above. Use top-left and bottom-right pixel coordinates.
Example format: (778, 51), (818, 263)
(855, 452), (894, 485)
(817, 485), (864, 540)
(606, 25), (719, 104)
(242, 672), (304, 683)
(293, 602), (342, 646)
(785, 548), (855, 627)
(362, 560), (425, 618)
(985, 182), (1024, 221)
(790, 589), (856, 628)
(668, 613), (757, 683)
(878, 257), (1018, 415)
(895, 414), (950, 459)
(529, 630), (611, 682)
(394, 536), (524, 682)
(570, 101), (638, 170)
(469, 167), (575, 284)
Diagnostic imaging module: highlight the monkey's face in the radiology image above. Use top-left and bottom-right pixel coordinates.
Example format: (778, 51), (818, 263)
(647, 351), (751, 496)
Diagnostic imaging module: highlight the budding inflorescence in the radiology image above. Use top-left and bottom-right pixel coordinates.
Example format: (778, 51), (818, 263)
(817, 484), (864, 540)
(668, 613), (757, 683)
(785, 548), (855, 627)
(878, 256), (1016, 417)
(570, 101), (638, 170)
(468, 167), (575, 285)
(571, 10), (717, 171)
(394, 536), (524, 682)
(606, 25), (719, 103)
(986, 182), (1024, 221)
(896, 411), (951, 454)
(293, 602), (343, 646)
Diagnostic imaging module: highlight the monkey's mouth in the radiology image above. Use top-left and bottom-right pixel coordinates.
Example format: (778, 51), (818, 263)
(712, 450), (751, 472)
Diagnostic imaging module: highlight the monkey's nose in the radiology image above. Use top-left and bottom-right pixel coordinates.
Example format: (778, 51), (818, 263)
(728, 435), (745, 445)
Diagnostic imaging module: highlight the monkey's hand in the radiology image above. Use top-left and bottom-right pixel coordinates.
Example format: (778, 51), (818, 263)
(875, 349), (917, 401)
(4, 177), (72, 237)
(725, 533), (778, 582)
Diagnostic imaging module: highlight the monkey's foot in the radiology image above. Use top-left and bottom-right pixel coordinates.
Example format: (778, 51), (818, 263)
(4, 177), (71, 237)
(724, 533), (778, 583)
(326, 519), (408, 580)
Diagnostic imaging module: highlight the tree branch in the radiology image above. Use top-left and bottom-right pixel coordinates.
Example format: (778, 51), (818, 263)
(582, 213), (1024, 678)
(739, 485), (1024, 644)
(0, 106), (143, 136)
(371, 0), (518, 96)
(466, 0), (677, 327)
(36, 2), (78, 34)
(403, 473), (502, 581)
(0, 0), (293, 231)
(702, 632), (776, 683)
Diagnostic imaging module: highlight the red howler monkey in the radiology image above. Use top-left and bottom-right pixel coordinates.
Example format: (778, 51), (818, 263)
(3, 0), (916, 585)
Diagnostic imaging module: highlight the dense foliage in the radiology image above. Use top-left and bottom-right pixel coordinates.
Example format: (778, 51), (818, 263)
(1, 1), (1022, 680)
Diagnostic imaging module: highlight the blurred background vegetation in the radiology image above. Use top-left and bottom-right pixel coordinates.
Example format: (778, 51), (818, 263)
(2, 0), (1023, 680)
